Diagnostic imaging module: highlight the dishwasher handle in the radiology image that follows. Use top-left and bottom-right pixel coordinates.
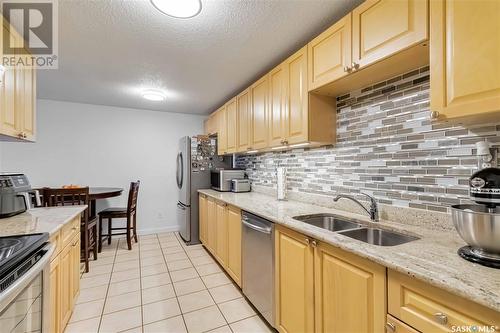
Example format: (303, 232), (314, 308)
(242, 218), (272, 234)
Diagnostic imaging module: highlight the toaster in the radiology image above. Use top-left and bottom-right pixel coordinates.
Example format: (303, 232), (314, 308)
(231, 179), (251, 193)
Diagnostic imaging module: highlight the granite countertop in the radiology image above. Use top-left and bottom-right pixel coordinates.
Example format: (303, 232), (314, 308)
(0, 206), (87, 237)
(199, 189), (500, 313)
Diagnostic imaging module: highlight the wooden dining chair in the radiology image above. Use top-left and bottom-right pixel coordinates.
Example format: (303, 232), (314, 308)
(98, 181), (140, 251)
(42, 187), (98, 273)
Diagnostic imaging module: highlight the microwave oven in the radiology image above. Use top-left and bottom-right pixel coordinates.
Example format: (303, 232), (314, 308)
(211, 169), (245, 192)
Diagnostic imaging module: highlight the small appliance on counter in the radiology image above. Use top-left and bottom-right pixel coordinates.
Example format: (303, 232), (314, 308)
(451, 167), (500, 268)
(0, 174), (41, 218)
(211, 169), (245, 192)
(231, 179), (251, 193)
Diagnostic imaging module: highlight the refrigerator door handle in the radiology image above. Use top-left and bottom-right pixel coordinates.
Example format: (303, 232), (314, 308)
(176, 152), (184, 189)
(177, 202), (187, 210)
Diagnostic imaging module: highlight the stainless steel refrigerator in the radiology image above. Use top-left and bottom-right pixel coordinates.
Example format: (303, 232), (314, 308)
(176, 136), (231, 244)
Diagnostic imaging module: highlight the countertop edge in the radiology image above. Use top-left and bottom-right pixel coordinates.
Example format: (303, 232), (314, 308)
(198, 189), (500, 313)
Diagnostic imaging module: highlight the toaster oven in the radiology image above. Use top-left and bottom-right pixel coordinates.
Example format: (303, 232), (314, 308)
(211, 169), (245, 192)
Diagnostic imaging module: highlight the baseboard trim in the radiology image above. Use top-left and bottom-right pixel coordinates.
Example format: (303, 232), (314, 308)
(138, 225), (180, 235)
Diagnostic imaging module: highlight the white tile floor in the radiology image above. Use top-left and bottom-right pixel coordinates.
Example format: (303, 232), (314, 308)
(65, 233), (273, 333)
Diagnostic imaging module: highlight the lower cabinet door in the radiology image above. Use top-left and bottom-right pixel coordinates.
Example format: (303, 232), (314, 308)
(70, 235), (81, 304)
(59, 243), (72, 329)
(49, 256), (61, 333)
(275, 225), (315, 333)
(314, 242), (386, 333)
(199, 194), (208, 244)
(226, 205), (241, 287)
(215, 201), (228, 266)
(206, 197), (216, 253)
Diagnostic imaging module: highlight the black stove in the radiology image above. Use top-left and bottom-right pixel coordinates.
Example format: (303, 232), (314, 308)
(0, 233), (48, 289)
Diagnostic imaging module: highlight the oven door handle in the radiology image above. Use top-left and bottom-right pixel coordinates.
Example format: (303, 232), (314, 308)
(0, 244), (54, 313)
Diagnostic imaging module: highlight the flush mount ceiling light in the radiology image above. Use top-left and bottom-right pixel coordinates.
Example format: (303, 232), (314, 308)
(150, 0), (202, 18)
(142, 89), (167, 101)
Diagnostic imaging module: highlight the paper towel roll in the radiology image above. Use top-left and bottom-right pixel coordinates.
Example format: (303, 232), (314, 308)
(277, 167), (287, 200)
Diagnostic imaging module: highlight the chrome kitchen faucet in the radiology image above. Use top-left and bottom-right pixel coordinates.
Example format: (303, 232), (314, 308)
(333, 192), (379, 222)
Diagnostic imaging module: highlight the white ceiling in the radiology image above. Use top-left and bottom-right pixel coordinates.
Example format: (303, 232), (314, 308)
(39, 0), (363, 115)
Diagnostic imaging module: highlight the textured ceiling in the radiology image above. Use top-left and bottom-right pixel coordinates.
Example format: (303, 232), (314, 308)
(39, 0), (363, 114)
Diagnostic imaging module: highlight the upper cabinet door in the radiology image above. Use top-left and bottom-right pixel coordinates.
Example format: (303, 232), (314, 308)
(216, 107), (227, 155)
(236, 89), (252, 152)
(352, 0), (428, 69)
(250, 76), (268, 150)
(308, 14), (351, 91)
(0, 25), (21, 139)
(268, 64), (286, 148)
(225, 98), (237, 153)
(285, 46), (308, 145)
(18, 66), (36, 142)
(430, 0), (500, 121)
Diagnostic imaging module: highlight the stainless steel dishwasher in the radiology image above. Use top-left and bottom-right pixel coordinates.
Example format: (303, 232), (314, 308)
(241, 211), (275, 327)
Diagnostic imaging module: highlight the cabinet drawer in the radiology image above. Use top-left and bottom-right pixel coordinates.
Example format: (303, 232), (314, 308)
(60, 216), (80, 249)
(388, 270), (500, 332)
(386, 314), (420, 333)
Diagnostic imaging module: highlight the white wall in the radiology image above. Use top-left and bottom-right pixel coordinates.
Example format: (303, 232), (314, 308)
(1, 99), (205, 234)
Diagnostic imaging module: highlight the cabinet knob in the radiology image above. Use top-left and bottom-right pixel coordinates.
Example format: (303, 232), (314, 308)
(430, 111), (440, 119)
(305, 238), (310, 245)
(311, 240), (318, 247)
(283, 140), (288, 145)
(343, 66), (352, 73)
(385, 322), (396, 332)
(433, 312), (448, 325)
(351, 62), (360, 70)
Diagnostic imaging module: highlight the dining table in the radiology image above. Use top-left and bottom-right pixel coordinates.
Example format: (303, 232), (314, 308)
(87, 187), (124, 218)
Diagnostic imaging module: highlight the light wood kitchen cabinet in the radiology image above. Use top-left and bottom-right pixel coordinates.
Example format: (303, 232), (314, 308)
(48, 214), (82, 333)
(199, 194), (208, 244)
(0, 20), (37, 141)
(206, 197), (217, 253)
(198, 194), (242, 288)
(49, 256), (61, 333)
(275, 225), (315, 333)
(250, 75), (269, 150)
(217, 107), (227, 155)
(308, 14), (352, 91)
(226, 205), (242, 287)
(388, 270), (500, 332)
(430, 0), (500, 122)
(215, 201), (228, 266)
(283, 47), (309, 145)
(268, 64), (286, 148)
(308, 0), (429, 97)
(225, 98), (237, 153)
(314, 241), (386, 332)
(386, 315), (420, 333)
(59, 239), (73, 329)
(268, 46), (335, 148)
(70, 235), (81, 304)
(275, 224), (386, 333)
(204, 112), (218, 135)
(237, 88), (252, 152)
(351, 0), (428, 71)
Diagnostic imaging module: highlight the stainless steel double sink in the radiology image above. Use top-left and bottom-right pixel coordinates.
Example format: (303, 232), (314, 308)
(293, 214), (419, 246)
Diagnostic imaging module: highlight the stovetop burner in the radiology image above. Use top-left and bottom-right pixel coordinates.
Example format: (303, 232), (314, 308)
(0, 233), (49, 279)
(458, 246), (500, 269)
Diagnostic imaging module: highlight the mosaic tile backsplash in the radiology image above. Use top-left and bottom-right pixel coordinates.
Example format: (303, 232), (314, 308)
(236, 66), (500, 213)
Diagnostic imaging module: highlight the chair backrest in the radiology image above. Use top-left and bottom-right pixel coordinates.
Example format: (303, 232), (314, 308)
(42, 187), (91, 222)
(127, 181), (140, 215)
